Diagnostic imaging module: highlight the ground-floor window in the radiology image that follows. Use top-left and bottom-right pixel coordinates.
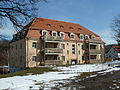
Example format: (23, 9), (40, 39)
(32, 56), (37, 61)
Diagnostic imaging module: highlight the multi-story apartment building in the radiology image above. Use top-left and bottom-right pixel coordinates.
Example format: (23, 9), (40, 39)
(9, 18), (105, 70)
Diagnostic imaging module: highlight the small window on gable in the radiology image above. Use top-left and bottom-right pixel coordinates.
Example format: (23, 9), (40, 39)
(52, 31), (57, 37)
(70, 33), (74, 39)
(78, 28), (82, 30)
(69, 27), (74, 29)
(60, 25), (64, 28)
(47, 24), (51, 26)
(60, 32), (65, 39)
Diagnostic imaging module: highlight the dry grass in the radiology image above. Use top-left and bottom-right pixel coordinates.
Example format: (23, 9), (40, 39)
(0, 67), (58, 78)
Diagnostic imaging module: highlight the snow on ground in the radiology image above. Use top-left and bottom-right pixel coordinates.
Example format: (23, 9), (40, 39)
(0, 61), (120, 90)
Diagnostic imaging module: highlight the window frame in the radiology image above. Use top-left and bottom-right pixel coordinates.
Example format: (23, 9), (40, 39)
(70, 33), (75, 40)
(60, 32), (65, 39)
(61, 44), (65, 49)
(52, 31), (57, 37)
(79, 34), (84, 40)
(42, 30), (48, 36)
(32, 42), (37, 48)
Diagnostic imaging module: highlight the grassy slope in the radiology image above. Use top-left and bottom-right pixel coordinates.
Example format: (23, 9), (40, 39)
(0, 67), (58, 78)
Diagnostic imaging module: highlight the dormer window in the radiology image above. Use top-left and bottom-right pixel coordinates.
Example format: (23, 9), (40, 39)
(79, 34), (84, 40)
(52, 31), (57, 37)
(60, 32), (65, 39)
(91, 35), (95, 39)
(60, 25), (64, 28)
(42, 30), (48, 36)
(47, 24), (51, 26)
(70, 33), (75, 39)
(69, 27), (74, 29)
(85, 35), (89, 40)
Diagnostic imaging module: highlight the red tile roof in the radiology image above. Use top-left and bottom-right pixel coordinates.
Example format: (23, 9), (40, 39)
(112, 46), (120, 52)
(29, 18), (98, 35)
(25, 17), (103, 42)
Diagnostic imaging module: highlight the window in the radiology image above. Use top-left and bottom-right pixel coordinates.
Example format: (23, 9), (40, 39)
(67, 50), (69, 54)
(60, 25), (64, 28)
(69, 27), (74, 29)
(82, 56), (84, 60)
(85, 35), (89, 40)
(72, 44), (75, 54)
(78, 28), (82, 30)
(42, 30), (48, 36)
(32, 56), (37, 61)
(67, 43), (69, 45)
(47, 24), (51, 26)
(78, 44), (80, 46)
(79, 34), (84, 40)
(32, 42), (37, 48)
(60, 32), (65, 39)
(91, 35), (95, 39)
(70, 33), (74, 39)
(82, 45), (84, 50)
(52, 31), (57, 37)
(61, 56), (65, 61)
(61, 44), (65, 49)
(79, 50), (80, 54)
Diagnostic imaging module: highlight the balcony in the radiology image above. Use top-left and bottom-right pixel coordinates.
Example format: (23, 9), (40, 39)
(89, 39), (102, 43)
(45, 48), (63, 55)
(42, 36), (63, 42)
(45, 60), (63, 65)
(89, 49), (102, 54)
(84, 39), (102, 44)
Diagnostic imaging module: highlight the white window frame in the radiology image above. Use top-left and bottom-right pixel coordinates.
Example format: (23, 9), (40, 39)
(60, 32), (65, 39)
(79, 34), (84, 40)
(42, 30), (48, 36)
(91, 35), (95, 39)
(52, 31), (57, 37)
(85, 35), (89, 40)
(70, 32), (75, 40)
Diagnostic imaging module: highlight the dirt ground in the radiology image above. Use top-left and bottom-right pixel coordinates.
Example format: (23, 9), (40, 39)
(52, 70), (120, 90)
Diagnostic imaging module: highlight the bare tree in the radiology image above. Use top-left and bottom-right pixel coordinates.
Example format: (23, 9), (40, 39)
(0, 39), (9, 66)
(0, 0), (47, 30)
(111, 15), (120, 44)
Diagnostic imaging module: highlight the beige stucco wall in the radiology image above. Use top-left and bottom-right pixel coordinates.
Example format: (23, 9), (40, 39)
(9, 37), (105, 68)
(60, 41), (84, 65)
(26, 38), (43, 67)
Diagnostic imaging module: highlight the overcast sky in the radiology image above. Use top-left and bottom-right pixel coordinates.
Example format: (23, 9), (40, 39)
(1, 0), (120, 45)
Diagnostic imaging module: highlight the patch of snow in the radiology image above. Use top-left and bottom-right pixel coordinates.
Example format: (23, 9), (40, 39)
(0, 61), (120, 90)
